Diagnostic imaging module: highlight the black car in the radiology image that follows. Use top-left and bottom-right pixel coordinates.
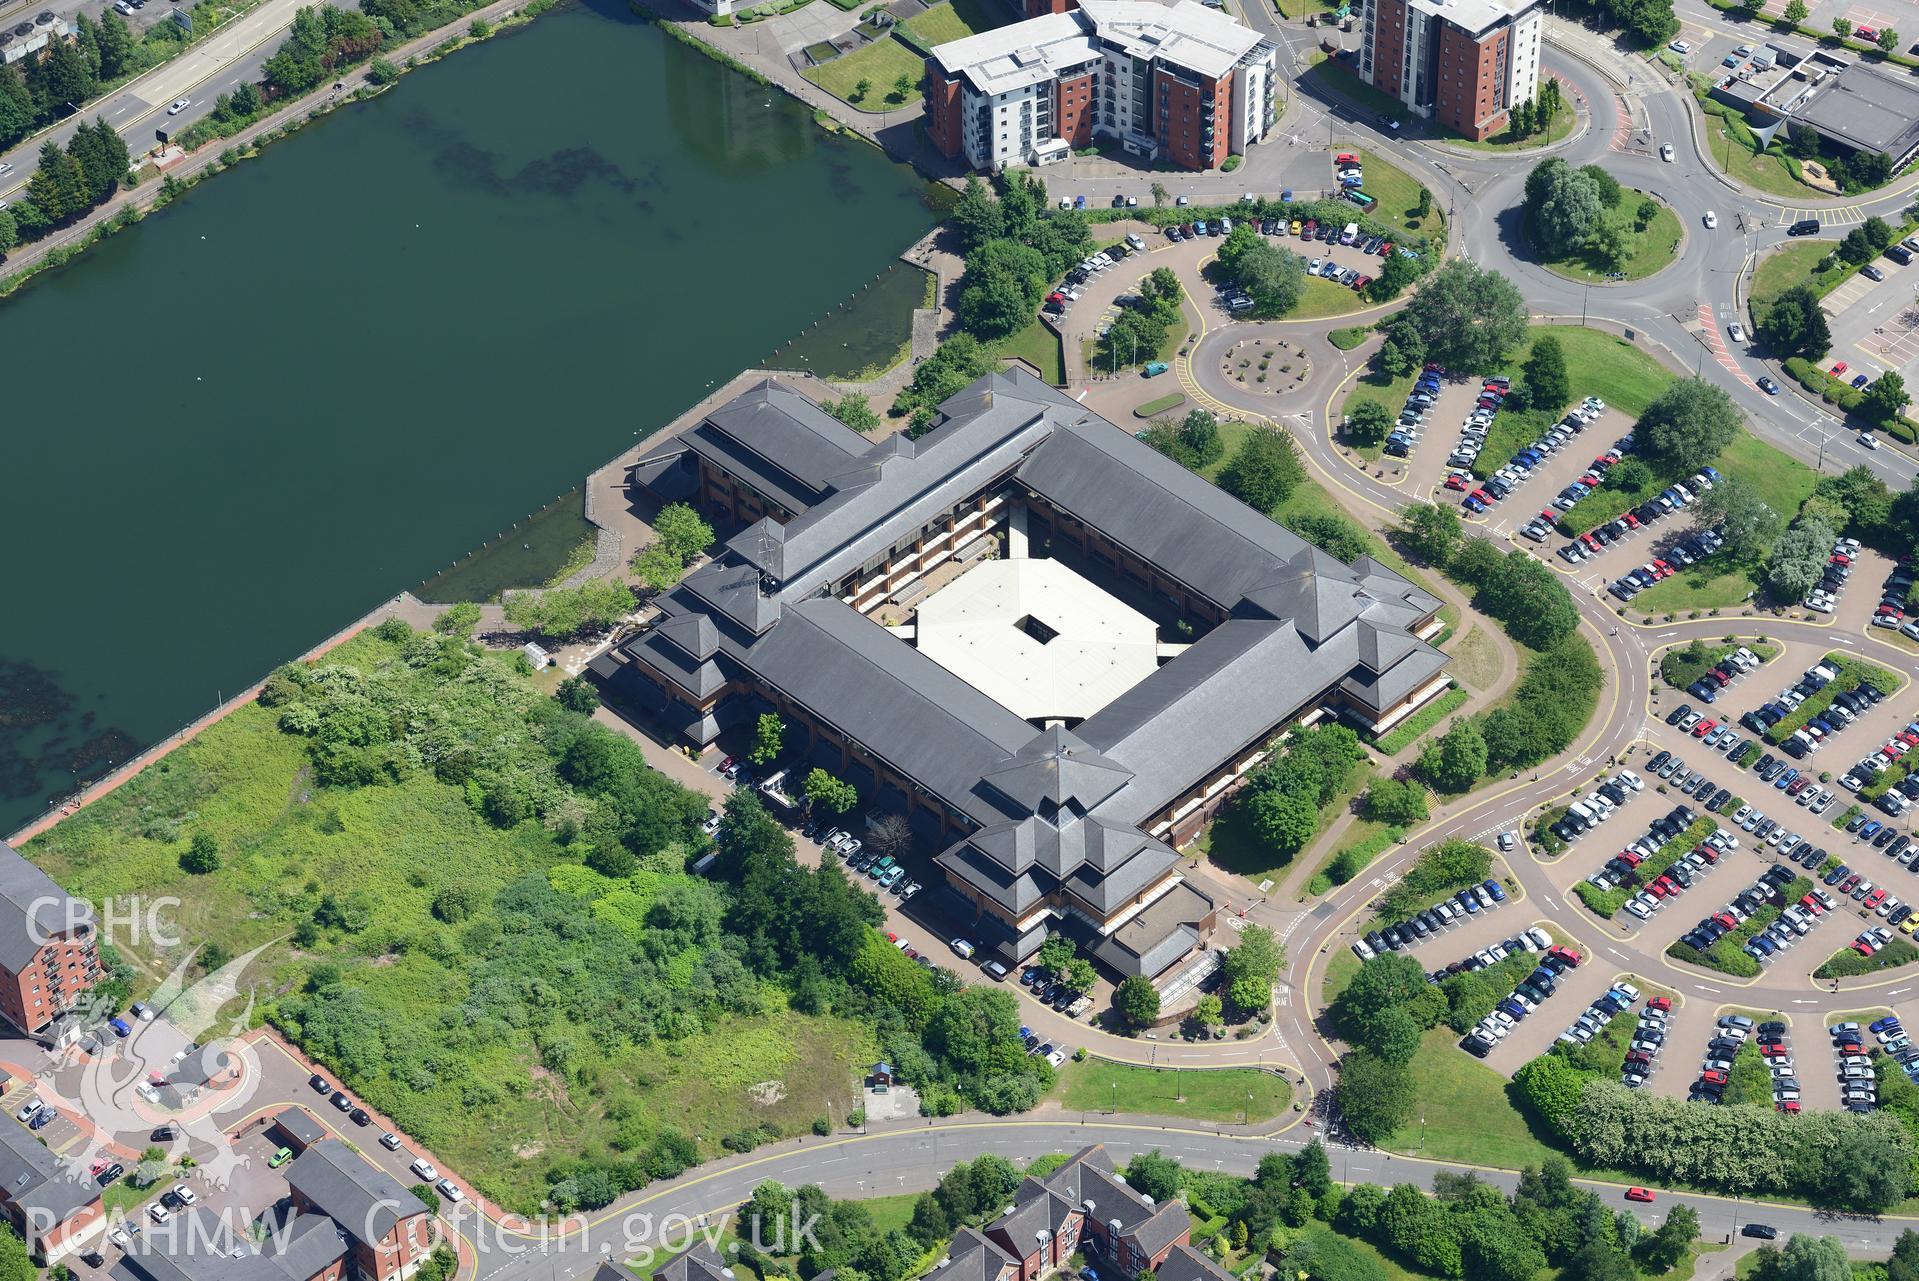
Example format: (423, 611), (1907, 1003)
(161, 1190), (186, 1211)
(96, 1164), (124, 1187)
(151, 1125), (177, 1142)
(1788, 219), (1821, 236)
(330, 1090), (352, 1112)
(80, 1252), (106, 1269)
(350, 1106), (372, 1126)
(1743, 1224), (1779, 1240)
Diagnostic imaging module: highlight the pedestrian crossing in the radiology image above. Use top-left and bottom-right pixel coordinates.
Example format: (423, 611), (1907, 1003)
(1769, 204), (1869, 230)
(1695, 303), (1757, 389)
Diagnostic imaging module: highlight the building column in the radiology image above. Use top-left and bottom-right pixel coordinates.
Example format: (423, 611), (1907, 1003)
(1007, 503), (1030, 559)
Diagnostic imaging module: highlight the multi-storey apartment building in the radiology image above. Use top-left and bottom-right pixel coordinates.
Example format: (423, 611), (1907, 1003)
(924, 1), (1279, 171)
(0, 840), (99, 1038)
(1361, 0), (1542, 139)
(283, 1141), (434, 1281)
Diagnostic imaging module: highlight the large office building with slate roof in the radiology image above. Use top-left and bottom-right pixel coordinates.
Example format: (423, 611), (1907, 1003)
(282, 1140), (433, 1281)
(610, 369), (1448, 976)
(0, 1114), (106, 1261)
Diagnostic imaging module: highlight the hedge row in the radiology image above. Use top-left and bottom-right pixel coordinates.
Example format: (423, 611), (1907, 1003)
(1665, 874), (1812, 977)
(1813, 936), (1919, 979)
(1764, 653), (1902, 744)
(1571, 815), (1717, 921)
(1373, 686), (1470, 755)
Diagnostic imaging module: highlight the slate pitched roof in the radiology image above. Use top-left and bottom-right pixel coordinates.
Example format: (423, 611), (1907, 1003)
(0, 840), (90, 972)
(283, 1139), (422, 1248)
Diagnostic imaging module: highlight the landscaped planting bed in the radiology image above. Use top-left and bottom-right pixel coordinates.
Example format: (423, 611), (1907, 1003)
(1372, 685), (1469, 754)
(1572, 816), (1716, 920)
(1813, 936), (1919, 980)
(1764, 654), (1903, 744)
(1659, 638), (1778, 692)
(1665, 875), (1812, 978)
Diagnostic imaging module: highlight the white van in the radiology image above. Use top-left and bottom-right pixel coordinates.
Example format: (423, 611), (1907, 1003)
(1339, 222), (1359, 245)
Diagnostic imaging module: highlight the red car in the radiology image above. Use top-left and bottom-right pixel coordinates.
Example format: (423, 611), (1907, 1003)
(1690, 718), (1716, 737)
(1832, 361), (1849, 376)
(1833, 552), (1853, 565)
(1858, 24), (1878, 38)
(1549, 945), (1582, 965)
(1778, 1099), (1801, 1114)
(1353, 275), (1373, 290)
(1802, 894), (1825, 913)
(1867, 888), (1888, 909)
(1471, 489), (1493, 505)
(1854, 939), (1875, 957)
(1445, 473), (1469, 491)
(1625, 1187), (1656, 1203)
(1335, 152), (1358, 165)
(1701, 1069), (1728, 1085)
(1648, 995), (1672, 1012)
(1380, 242), (1394, 257)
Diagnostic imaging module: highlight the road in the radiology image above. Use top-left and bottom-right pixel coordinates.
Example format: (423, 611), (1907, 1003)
(0, 0), (316, 201)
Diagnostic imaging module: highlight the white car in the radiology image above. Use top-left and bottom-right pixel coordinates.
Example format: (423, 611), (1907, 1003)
(171, 1182), (197, 1205)
(435, 1177), (465, 1203)
(168, 98), (191, 115)
(11, 1101), (36, 1124)
(0, 162), (11, 177)
(1661, 143), (1675, 161)
(149, 1204), (170, 1224)
(1728, 323), (1746, 343)
(1704, 211), (1718, 229)
(410, 1158), (439, 1182)
(1670, 38), (1691, 53)
(1859, 431), (1881, 449)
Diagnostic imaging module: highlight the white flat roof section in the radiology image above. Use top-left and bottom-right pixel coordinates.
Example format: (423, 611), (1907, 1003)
(915, 558), (1161, 722)
(930, 11), (1096, 95)
(1404, 0), (1539, 37)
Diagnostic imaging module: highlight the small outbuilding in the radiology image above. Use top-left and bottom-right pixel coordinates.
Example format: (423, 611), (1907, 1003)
(270, 1107), (329, 1156)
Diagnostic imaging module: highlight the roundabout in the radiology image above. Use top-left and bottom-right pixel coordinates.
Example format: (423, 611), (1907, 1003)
(1217, 336), (1313, 395)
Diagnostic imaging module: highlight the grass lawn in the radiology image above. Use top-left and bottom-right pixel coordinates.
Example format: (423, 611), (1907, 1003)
(901, 0), (1003, 46)
(24, 633), (876, 1213)
(995, 317), (1065, 385)
(1447, 626), (1504, 693)
(1378, 1028), (1561, 1169)
(1302, 59), (1408, 125)
(1447, 98), (1575, 151)
(802, 35), (924, 112)
(1272, 0), (1335, 16)
(1135, 392), (1187, 418)
(1290, 275), (1370, 320)
(1632, 564), (1759, 612)
(1625, 433), (1817, 613)
(1534, 191), (1683, 283)
(1053, 1060), (1292, 1122)
(1471, 325), (1673, 475)
(1356, 149), (1443, 244)
(1704, 113), (1813, 200)
(1749, 239), (1847, 312)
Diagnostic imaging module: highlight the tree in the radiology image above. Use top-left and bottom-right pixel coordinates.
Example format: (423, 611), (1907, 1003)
(749, 713), (785, 766)
(1784, 0), (1807, 20)
(1361, 1004), (1423, 1066)
(1115, 975), (1160, 1027)
(1220, 925), (1283, 1012)
(1286, 511), (1369, 562)
(1766, 518), (1837, 600)
(1691, 473), (1781, 562)
(1193, 993), (1224, 1027)
(43, 38), (96, 116)
(1333, 953), (1445, 1040)
(946, 177), (1003, 253)
(180, 833), (221, 874)
(1635, 378), (1741, 475)
(554, 676), (598, 714)
(1522, 335), (1570, 413)
(1364, 776), (1430, 825)
(1634, 1204), (1698, 1273)
(1376, 334), (1419, 377)
(1562, 1242), (1636, 1281)
(1866, 370), (1911, 422)
(368, 56), (400, 84)
(1245, 786), (1318, 854)
(1419, 718), (1487, 792)
(633, 543), (687, 591)
(1399, 259), (1529, 372)
(890, 71), (916, 102)
(1757, 284), (1831, 359)
(852, 76), (872, 102)
(1881, 25), (1901, 50)
(802, 768), (858, 816)
(1219, 424), (1303, 513)
(1336, 1049), (1414, 1142)
(1125, 1150), (1183, 1201)
(1400, 501), (1461, 565)
(1150, 181), (1169, 208)
(1833, 15), (1852, 36)
(433, 601), (481, 635)
(824, 392), (881, 433)
(1524, 159), (1606, 248)
(1773, 1234), (1850, 1281)
(650, 502), (715, 562)
(1346, 399), (1395, 446)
